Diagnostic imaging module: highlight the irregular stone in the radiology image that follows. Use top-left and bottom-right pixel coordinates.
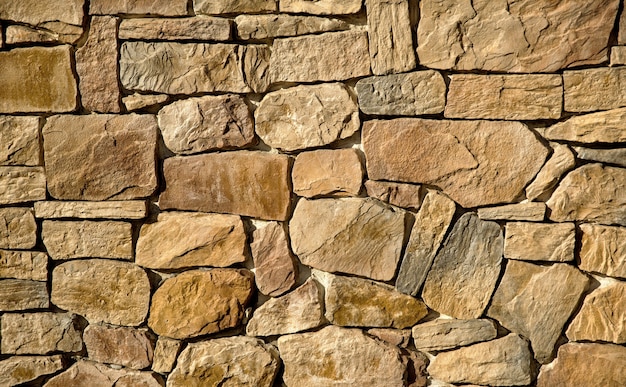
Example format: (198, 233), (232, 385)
(235, 14), (350, 40)
(255, 83), (359, 152)
(1, 313), (82, 354)
(356, 71), (446, 116)
(363, 118), (548, 208)
(412, 319), (497, 352)
(542, 108), (626, 142)
(405, 350), (430, 387)
(0, 208), (37, 249)
(136, 212), (246, 269)
(84, 325), (154, 369)
(422, 213), (503, 319)
(34, 201), (147, 220)
(0, 250), (47, 281)
(365, 181), (422, 210)
(158, 95), (254, 155)
(488, 260), (589, 363)
(0, 279), (48, 311)
(122, 93), (168, 111)
(270, 31), (371, 83)
(396, 190), (456, 296)
(44, 360), (162, 387)
(280, 0), (362, 14)
(160, 152), (291, 221)
(367, 328), (411, 347)
(51, 259), (150, 326)
(526, 143), (576, 201)
(574, 146), (626, 168)
(278, 325), (405, 387)
(194, 0), (276, 14)
(0, 116), (40, 166)
(547, 164), (626, 225)
(90, 0), (187, 15)
(564, 67), (626, 112)
(148, 269), (254, 339)
(611, 46), (626, 65)
(42, 220), (132, 260)
(0, 167), (46, 205)
(0, 0), (83, 37)
(0, 355), (63, 386)
(43, 114), (157, 200)
(119, 16), (231, 40)
(151, 337), (181, 374)
(580, 224), (626, 278)
(250, 222), (298, 297)
(5, 24), (81, 44)
(445, 74), (562, 120)
(290, 198), (406, 281)
(477, 202), (546, 221)
(241, 44), (272, 93)
(292, 149), (363, 197)
(0, 45), (77, 113)
(428, 334), (532, 386)
(168, 336), (279, 387)
(417, 0), (619, 72)
(504, 222), (575, 262)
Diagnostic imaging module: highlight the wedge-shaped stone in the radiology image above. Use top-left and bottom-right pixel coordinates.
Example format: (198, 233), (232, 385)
(278, 325), (405, 387)
(0, 167), (46, 205)
(564, 67), (626, 112)
(280, 0), (362, 14)
(5, 24), (82, 44)
(477, 202), (546, 221)
(119, 17), (231, 40)
(136, 212), (246, 269)
(504, 222), (575, 262)
(160, 152), (291, 221)
(0, 116), (40, 166)
(0, 355), (63, 386)
(488, 261), (589, 363)
(235, 14), (349, 40)
(580, 224), (626, 278)
(1, 313), (82, 354)
(152, 337), (181, 374)
(292, 149), (363, 197)
(412, 319), (497, 352)
(0, 0), (83, 39)
(574, 146), (626, 168)
(290, 198), (406, 281)
(363, 119), (548, 208)
(0, 208), (36, 249)
(365, 181), (422, 210)
(417, 0), (618, 72)
(45, 360), (162, 387)
(251, 221), (298, 297)
(84, 325), (154, 369)
(90, 0), (187, 15)
(148, 269), (254, 339)
(0, 279), (48, 311)
(543, 108), (626, 142)
(123, 94), (168, 111)
(34, 201), (147, 220)
(51, 260), (150, 326)
(255, 83), (359, 152)
(526, 143), (576, 201)
(194, 0), (276, 14)
(422, 213), (503, 319)
(0, 250), (47, 281)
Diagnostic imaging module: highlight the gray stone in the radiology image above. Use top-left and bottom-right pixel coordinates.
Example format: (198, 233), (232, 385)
(0, 116), (40, 166)
(477, 202), (546, 221)
(0, 208), (37, 249)
(504, 222), (575, 262)
(0, 250), (47, 281)
(119, 16), (231, 41)
(235, 14), (350, 40)
(1, 313), (82, 354)
(0, 167), (46, 205)
(412, 319), (497, 351)
(0, 279), (48, 311)
(83, 325), (154, 369)
(574, 146), (626, 168)
(580, 224), (626, 278)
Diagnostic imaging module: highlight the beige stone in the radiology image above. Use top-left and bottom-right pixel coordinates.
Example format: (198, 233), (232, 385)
(0, 355), (63, 386)
(44, 360), (162, 387)
(526, 143), (576, 201)
(255, 83), (359, 152)
(278, 325), (405, 387)
(0, 208), (37, 249)
(90, 0), (187, 15)
(152, 337), (181, 374)
(574, 146), (626, 168)
(0, 279), (48, 311)
(241, 44), (272, 94)
(5, 24), (81, 44)
(293, 149), (362, 197)
(0, 250), (47, 281)
(84, 325), (154, 369)
(51, 259), (150, 326)
(542, 108), (626, 142)
(0, 167), (46, 205)
(504, 222), (575, 262)
(122, 93), (168, 111)
(160, 152), (291, 221)
(235, 14), (349, 40)
(0, 116), (40, 166)
(477, 202), (546, 221)
(34, 201), (147, 220)
(488, 260), (589, 363)
(1, 313), (82, 354)
(365, 181), (422, 210)
(280, 0), (362, 14)
(270, 31), (371, 83)
(611, 46), (626, 65)
(417, 0), (618, 72)
(194, 0), (276, 14)
(148, 269), (254, 339)
(43, 114), (157, 201)
(367, 328), (411, 348)
(564, 67), (626, 112)
(580, 224), (626, 278)
(136, 212), (246, 269)
(290, 198), (406, 281)
(0, 0), (83, 38)
(119, 17), (231, 40)
(42, 220), (132, 260)
(412, 319), (497, 352)
(363, 118), (548, 208)
(250, 222), (298, 297)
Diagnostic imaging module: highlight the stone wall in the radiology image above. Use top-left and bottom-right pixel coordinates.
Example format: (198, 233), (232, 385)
(0, 0), (625, 386)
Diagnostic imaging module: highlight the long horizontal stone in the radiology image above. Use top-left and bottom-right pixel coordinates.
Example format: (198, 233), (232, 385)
(580, 224), (626, 278)
(34, 201), (147, 219)
(119, 17), (232, 41)
(0, 167), (46, 205)
(504, 222), (575, 262)
(477, 202), (546, 221)
(279, 0), (362, 14)
(412, 319), (497, 352)
(5, 24), (82, 44)
(574, 146), (626, 168)
(0, 208), (37, 250)
(0, 116), (40, 166)
(0, 250), (47, 281)
(0, 0), (83, 41)
(123, 93), (168, 111)
(235, 14), (350, 40)
(564, 67), (626, 112)
(194, 0), (277, 14)
(0, 279), (48, 311)
(45, 360), (162, 387)
(365, 180), (423, 210)
(90, 0), (188, 15)
(542, 108), (626, 142)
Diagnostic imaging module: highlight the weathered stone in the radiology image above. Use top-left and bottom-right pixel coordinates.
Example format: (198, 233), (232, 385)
(84, 325), (154, 369)
(119, 17), (231, 40)
(152, 337), (181, 374)
(168, 336), (279, 387)
(0, 167), (46, 205)
(574, 146), (626, 168)
(504, 222), (575, 262)
(5, 24), (81, 44)
(422, 213), (503, 319)
(0, 279), (48, 311)
(235, 14), (349, 40)
(0, 45), (77, 113)
(0, 116), (40, 166)
(250, 221), (298, 297)
(580, 224), (626, 278)
(148, 269), (254, 339)
(90, 0), (187, 15)
(278, 325), (405, 387)
(43, 114), (157, 201)
(270, 31), (371, 83)
(367, 328), (411, 348)
(136, 212), (246, 269)
(42, 220), (132, 260)
(477, 202), (546, 221)
(363, 119), (548, 208)
(547, 164), (626, 225)
(611, 46), (626, 65)
(0, 0), (83, 38)
(445, 74), (562, 120)
(396, 190), (456, 296)
(526, 143), (576, 201)
(290, 198), (406, 281)
(122, 93), (168, 111)
(542, 108), (626, 142)
(35, 201), (147, 220)
(417, 0), (619, 72)
(160, 152), (291, 221)
(405, 350), (430, 387)
(158, 95), (254, 155)
(241, 44), (272, 93)
(44, 360), (162, 387)
(194, 0), (276, 14)
(280, 0), (362, 14)
(292, 149), (363, 197)
(255, 83), (359, 152)
(0, 208), (37, 249)
(51, 259), (150, 326)
(365, 181), (422, 210)
(1, 313), (82, 354)
(0, 250), (47, 281)
(356, 71), (446, 116)
(0, 355), (63, 386)
(428, 334), (532, 386)
(412, 319), (497, 352)
(564, 67), (626, 112)
(488, 260), (589, 363)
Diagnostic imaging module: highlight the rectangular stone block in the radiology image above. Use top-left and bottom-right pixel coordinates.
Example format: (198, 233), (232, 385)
(504, 222), (575, 262)
(0, 116), (40, 166)
(194, 0), (277, 14)
(0, 250), (48, 281)
(580, 224), (626, 278)
(477, 202), (546, 221)
(235, 14), (350, 40)
(0, 0), (83, 41)
(611, 46), (626, 65)
(5, 24), (82, 45)
(119, 17), (231, 41)
(34, 201), (147, 220)
(0, 279), (49, 311)
(0, 208), (37, 250)
(0, 167), (46, 205)
(564, 67), (626, 112)
(292, 149), (363, 198)
(1, 313), (82, 354)
(280, 0), (362, 14)
(90, 0), (188, 15)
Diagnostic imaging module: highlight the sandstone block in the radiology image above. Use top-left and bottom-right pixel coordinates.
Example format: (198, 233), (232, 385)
(365, 181), (423, 210)
(235, 14), (349, 40)
(580, 224), (626, 278)
(412, 319), (497, 352)
(611, 46), (626, 65)
(34, 201), (147, 220)
(0, 167), (46, 205)
(123, 94), (168, 111)
(504, 222), (575, 262)
(0, 279), (48, 311)
(0, 250), (47, 281)
(1, 313), (82, 354)
(0, 116), (40, 166)
(119, 16), (231, 40)
(526, 143), (576, 201)
(84, 325), (154, 369)
(0, 208), (37, 249)
(241, 44), (272, 93)
(250, 221), (298, 296)
(292, 149), (362, 197)
(152, 337), (181, 374)
(44, 360), (162, 387)
(564, 67), (626, 112)
(574, 146), (626, 168)
(477, 202), (546, 221)
(0, 355), (63, 386)
(542, 108), (626, 142)
(5, 24), (81, 44)
(194, 0), (277, 14)
(280, 0), (362, 14)
(90, 0), (187, 15)
(0, 0), (83, 38)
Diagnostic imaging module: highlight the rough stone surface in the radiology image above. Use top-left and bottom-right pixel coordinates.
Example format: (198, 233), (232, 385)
(367, 328), (411, 348)
(290, 198), (406, 281)
(241, 44), (272, 93)
(504, 222), (575, 262)
(365, 181), (423, 210)
(0, 250), (47, 281)
(292, 149), (363, 197)
(152, 337), (181, 374)
(136, 212), (246, 269)
(363, 118), (549, 208)
(119, 17), (231, 40)
(280, 0), (362, 14)
(0, 279), (48, 311)
(417, 0), (619, 72)
(0, 116), (40, 166)
(564, 67), (626, 112)
(1, 313), (82, 354)
(5, 24), (82, 44)
(250, 222), (298, 297)
(148, 269), (254, 339)
(0, 208), (37, 249)
(422, 213), (503, 319)
(278, 325), (405, 387)
(488, 260), (589, 363)
(51, 259), (151, 326)
(44, 360), (162, 387)
(84, 325), (154, 369)
(157, 94), (254, 155)
(34, 201), (147, 220)
(194, 0), (277, 14)
(580, 224), (626, 278)
(0, 0), (83, 36)
(0, 167), (46, 205)
(526, 143), (576, 201)
(542, 108), (626, 142)
(412, 319), (497, 352)
(0, 355), (63, 386)
(611, 46), (626, 65)
(90, 0), (188, 15)
(574, 146), (626, 168)
(477, 202), (546, 221)
(235, 14), (349, 40)
(123, 94), (168, 111)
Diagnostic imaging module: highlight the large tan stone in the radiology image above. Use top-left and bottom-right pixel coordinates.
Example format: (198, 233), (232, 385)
(0, 250), (47, 281)
(417, 0), (619, 72)
(255, 83), (359, 152)
(1, 313), (82, 354)
(574, 146), (626, 168)
(235, 14), (349, 40)
(136, 212), (246, 269)
(160, 152), (291, 221)
(504, 222), (575, 262)
(580, 224), (626, 278)
(119, 17), (231, 40)
(280, 0), (362, 14)
(152, 337), (181, 374)
(44, 360), (162, 387)
(43, 114), (157, 201)
(542, 108), (626, 142)
(84, 325), (154, 369)
(290, 198), (406, 281)
(0, 355), (63, 386)
(0, 208), (37, 249)
(488, 261), (589, 363)
(365, 181), (422, 210)
(5, 24), (82, 44)
(363, 118), (548, 208)
(194, 0), (276, 14)
(51, 259), (151, 326)
(0, 167), (46, 205)
(477, 202), (546, 221)
(0, 0), (83, 38)
(0, 279), (48, 311)
(412, 319), (497, 352)
(564, 67), (626, 112)
(90, 0), (187, 15)
(34, 201), (147, 220)
(292, 149), (363, 197)
(526, 143), (576, 201)
(0, 116), (40, 166)
(148, 269), (254, 339)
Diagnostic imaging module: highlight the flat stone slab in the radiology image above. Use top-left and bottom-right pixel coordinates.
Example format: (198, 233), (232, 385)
(34, 201), (147, 220)
(580, 224), (626, 278)
(412, 319), (497, 352)
(0, 167), (46, 205)
(0, 250), (47, 281)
